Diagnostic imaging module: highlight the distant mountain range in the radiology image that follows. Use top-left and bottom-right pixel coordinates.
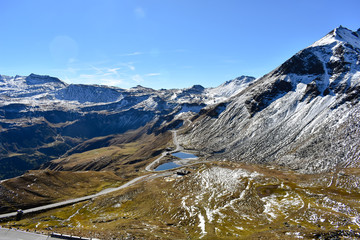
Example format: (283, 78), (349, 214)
(0, 72), (254, 179)
(1, 26), (360, 179)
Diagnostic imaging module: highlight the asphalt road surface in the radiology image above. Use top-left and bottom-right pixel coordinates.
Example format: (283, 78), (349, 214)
(0, 227), (52, 240)
(0, 174), (153, 220)
(0, 227), (101, 240)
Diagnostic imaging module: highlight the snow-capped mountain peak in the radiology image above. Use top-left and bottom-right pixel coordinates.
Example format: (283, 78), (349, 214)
(179, 26), (360, 173)
(25, 73), (67, 86)
(0, 73), (68, 100)
(312, 26), (360, 49)
(268, 26), (360, 99)
(205, 75), (256, 103)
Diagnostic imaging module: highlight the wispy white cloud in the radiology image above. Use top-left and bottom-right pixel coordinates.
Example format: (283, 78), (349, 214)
(64, 66), (127, 87)
(120, 51), (144, 57)
(65, 63), (150, 87)
(127, 64), (135, 71)
(114, 62), (135, 71)
(79, 74), (96, 79)
(107, 67), (121, 74)
(50, 57), (163, 88)
(100, 78), (124, 86)
(145, 73), (161, 77)
(90, 65), (104, 74)
(119, 48), (188, 58)
(132, 74), (144, 83)
(68, 72), (124, 87)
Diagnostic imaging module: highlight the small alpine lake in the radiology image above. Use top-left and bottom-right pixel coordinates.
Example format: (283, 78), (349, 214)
(154, 152), (198, 171)
(171, 152), (198, 159)
(155, 162), (181, 171)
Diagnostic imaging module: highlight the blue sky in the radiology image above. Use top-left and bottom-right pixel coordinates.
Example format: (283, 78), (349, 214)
(0, 0), (359, 89)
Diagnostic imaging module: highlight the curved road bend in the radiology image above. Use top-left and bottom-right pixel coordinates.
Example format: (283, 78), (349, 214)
(145, 130), (182, 171)
(0, 173), (172, 220)
(0, 125), (184, 219)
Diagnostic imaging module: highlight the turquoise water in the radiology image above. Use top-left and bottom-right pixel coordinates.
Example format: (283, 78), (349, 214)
(172, 152), (197, 159)
(155, 162), (181, 171)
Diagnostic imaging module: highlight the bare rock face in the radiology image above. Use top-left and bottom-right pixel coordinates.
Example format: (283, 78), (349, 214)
(179, 26), (360, 173)
(245, 79), (293, 117)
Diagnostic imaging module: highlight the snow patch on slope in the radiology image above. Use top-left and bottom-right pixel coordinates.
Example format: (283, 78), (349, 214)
(205, 76), (255, 104)
(180, 167), (262, 236)
(55, 84), (124, 103)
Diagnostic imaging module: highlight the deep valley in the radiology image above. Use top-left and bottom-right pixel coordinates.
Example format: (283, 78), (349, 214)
(0, 26), (360, 239)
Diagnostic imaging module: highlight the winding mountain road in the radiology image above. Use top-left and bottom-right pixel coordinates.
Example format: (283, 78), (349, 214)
(0, 174), (156, 219)
(0, 129), (184, 220)
(0, 172), (174, 220)
(145, 130), (182, 171)
(0, 119), (200, 240)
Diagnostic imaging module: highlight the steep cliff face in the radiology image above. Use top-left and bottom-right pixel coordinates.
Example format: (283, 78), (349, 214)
(179, 26), (360, 173)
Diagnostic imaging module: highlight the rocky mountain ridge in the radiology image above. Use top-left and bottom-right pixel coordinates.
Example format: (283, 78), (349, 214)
(0, 73), (254, 179)
(178, 26), (360, 173)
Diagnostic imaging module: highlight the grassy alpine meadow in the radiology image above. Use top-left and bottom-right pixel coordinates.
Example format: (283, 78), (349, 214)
(2, 161), (360, 239)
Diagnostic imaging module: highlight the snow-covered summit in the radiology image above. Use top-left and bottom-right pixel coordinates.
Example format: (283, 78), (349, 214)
(129, 85), (156, 93)
(312, 26), (360, 49)
(266, 26), (360, 99)
(206, 76), (255, 101)
(0, 74), (67, 99)
(25, 73), (67, 86)
(179, 26), (360, 173)
(0, 72), (254, 114)
(54, 84), (124, 103)
(222, 76), (255, 87)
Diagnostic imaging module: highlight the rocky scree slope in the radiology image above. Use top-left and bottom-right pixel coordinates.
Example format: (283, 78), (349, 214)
(0, 74), (253, 179)
(179, 26), (360, 173)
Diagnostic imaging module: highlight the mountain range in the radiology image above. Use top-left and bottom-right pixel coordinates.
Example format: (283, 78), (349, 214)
(0, 72), (254, 179)
(0, 26), (360, 239)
